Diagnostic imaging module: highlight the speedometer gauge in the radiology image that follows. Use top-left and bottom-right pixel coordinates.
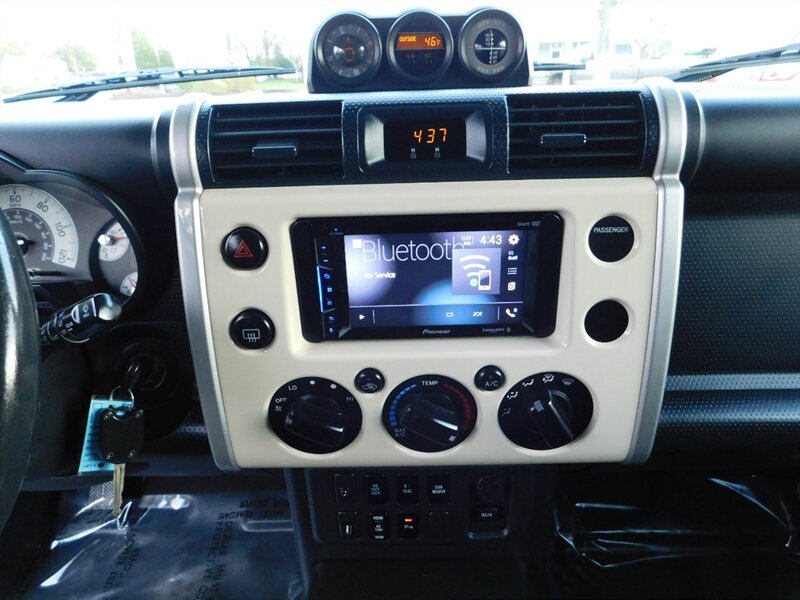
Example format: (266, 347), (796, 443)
(388, 11), (454, 82)
(0, 184), (78, 270)
(314, 13), (382, 84)
(458, 9), (525, 81)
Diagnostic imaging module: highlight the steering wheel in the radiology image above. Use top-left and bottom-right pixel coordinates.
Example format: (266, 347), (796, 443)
(0, 212), (39, 532)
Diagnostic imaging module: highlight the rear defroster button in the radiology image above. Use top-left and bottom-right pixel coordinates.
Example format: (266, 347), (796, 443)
(230, 309), (275, 349)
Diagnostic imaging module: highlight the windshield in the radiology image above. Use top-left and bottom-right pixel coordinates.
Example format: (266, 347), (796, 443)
(1, 0), (799, 97)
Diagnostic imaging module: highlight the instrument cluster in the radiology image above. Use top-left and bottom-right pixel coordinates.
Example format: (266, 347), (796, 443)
(310, 9), (528, 92)
(0, 155), (142, 311)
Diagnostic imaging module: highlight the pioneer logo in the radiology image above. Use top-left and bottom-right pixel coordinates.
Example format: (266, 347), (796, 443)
(422, 328), (452, 335)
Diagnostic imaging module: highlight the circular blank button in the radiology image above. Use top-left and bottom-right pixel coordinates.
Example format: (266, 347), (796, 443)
(585, 300), (629, 343)
(589, 216), (634, 262)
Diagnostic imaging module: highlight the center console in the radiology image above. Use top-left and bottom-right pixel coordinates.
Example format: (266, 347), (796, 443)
(170, 82), (684, 471)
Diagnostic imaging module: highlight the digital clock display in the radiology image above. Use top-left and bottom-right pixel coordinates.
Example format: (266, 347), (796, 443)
(384, 119), (467, 161)
(396, 32), (445, 51)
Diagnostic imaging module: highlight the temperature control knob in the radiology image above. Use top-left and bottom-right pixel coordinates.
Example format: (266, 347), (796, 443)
(383, 375), (477, 453)
(498, 372), (593, 450)
(268, 377), (362, 454)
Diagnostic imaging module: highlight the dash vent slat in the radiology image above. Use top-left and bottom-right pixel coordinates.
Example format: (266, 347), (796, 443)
(207, 101), (343, 184)
(507, 92), (650, 174)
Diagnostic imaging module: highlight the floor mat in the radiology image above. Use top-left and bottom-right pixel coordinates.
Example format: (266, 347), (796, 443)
(22, 483), (298, 600)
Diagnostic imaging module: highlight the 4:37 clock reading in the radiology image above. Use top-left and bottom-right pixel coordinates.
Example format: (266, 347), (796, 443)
(413, 128), (448, 144)
(384, 119), (467, 162)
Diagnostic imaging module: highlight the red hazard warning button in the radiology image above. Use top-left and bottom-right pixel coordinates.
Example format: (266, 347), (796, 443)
(233, 240), (254, 258)
(222, 227), (267, 270)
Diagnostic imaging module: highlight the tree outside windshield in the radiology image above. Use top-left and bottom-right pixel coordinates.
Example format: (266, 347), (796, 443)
(1, 0), (798, 96)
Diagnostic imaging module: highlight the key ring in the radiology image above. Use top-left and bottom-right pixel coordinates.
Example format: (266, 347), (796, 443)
(109, 386), (134, 404)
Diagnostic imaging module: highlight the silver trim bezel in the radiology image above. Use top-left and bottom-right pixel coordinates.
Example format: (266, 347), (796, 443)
(170, 82), (686, 469)
(625, 79), (687, 463)
(170, 98), (238, 470)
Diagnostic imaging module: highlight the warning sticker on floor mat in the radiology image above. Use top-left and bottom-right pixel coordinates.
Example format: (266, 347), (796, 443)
(24, 490), (297, 600)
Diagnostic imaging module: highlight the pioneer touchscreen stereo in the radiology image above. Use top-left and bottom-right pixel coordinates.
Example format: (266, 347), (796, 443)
(291, 212), (563, 341)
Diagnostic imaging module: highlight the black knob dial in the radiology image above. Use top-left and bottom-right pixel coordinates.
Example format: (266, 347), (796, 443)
(268, 377), (362, 454)
(383, 375), (477, 453)
(474, 474), (506, 504)
(498, 372), (593, 450)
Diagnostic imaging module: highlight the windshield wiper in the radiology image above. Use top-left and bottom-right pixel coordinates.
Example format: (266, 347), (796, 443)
(532, 61), (587, 72)
(3, 66), (296, 103)
(669, 43), (800, 82)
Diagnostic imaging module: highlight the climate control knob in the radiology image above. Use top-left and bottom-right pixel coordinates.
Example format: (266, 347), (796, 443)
(383, 375), (477, 452)
(498, 372), (593, 450)
(268, 377), (362, 454)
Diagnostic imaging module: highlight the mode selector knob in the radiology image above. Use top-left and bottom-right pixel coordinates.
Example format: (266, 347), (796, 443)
(525, 388), (575, 448)
(498, 372), (593, 450)
(383, 375), (478, 453)
(268, 377), (362, 454)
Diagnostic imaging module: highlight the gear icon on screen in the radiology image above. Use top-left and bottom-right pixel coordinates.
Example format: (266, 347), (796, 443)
(508, 234), (520, 246)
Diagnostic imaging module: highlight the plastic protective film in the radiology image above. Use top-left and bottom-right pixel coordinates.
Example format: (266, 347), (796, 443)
(23, 485), (298, 599)
(551, 473), (800, 599)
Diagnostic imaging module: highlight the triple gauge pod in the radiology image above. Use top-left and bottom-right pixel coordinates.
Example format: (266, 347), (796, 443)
(313, 9), (526, 86)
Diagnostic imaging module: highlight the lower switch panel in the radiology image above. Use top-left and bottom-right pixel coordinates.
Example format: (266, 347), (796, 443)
(307, 467), (525, 544)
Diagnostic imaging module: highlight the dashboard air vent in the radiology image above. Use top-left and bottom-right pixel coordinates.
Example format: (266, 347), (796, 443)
(507, 92), (652, 175)
(206, 101), (343, 185)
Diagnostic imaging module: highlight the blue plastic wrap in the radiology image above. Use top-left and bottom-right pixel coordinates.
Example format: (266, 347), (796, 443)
(23, 484), (298, 599)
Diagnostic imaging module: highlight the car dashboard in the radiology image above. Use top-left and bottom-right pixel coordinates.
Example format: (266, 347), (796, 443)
(0, 7), (799, 599)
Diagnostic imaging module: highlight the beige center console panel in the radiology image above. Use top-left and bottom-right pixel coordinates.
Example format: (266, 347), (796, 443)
(171, 83), (685, 470)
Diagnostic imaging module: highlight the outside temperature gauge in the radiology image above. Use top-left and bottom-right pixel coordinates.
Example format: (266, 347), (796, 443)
(388, 11), (454, 81)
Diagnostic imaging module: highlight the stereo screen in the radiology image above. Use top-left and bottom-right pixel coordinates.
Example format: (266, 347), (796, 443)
(344, 229), (531, 328)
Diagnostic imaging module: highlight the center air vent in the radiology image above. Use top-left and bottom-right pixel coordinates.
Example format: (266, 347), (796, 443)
(507, 91), (656, 176)
(205, 101), (343, 186)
